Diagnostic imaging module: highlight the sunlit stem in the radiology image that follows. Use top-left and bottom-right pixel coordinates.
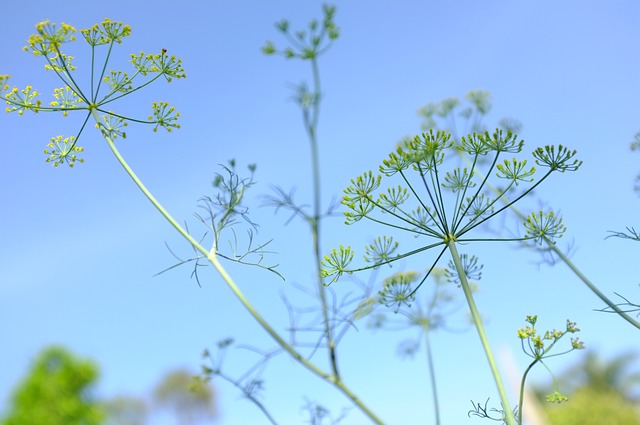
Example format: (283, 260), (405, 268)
(447, 240), (516, 425)
(90, 108), (384, 424)
(88, 112), (292, 391)
(90, 110), (296, 362)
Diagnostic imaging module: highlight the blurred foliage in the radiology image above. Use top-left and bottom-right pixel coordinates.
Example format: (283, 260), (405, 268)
(556, 351), (640, 401)
(1, 346), (105, 425)
(153, 369), (217, 425)
(2, 346), (218, 425)
(103, 395), (148, 425)
(543, 388), (640, 425)
(536, 351), (640, 425)
(417, 89), (522, 139)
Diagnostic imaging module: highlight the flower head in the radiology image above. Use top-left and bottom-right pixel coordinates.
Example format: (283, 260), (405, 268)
(5, 85), (42, 115)
(321, 245), (354, 283)
(131, 49), (186, 82)
(445, 254), (483, 285)
(149, 101), (180, 132)
(0, 74), (11, 96)
(364, 236), (399, 265)
(44, 53), (76, 73)
(103, 71), (132, 93)
(97, 113), (128, 139)
(50, 86), (84, 116)
(378, 271), (418, 312)
(524, 210), (566, 245)
(532, 145), (582, 172)
(81, 18), (131, 46)
(24, 20), (77, 56)
(44, 135), (84, 167)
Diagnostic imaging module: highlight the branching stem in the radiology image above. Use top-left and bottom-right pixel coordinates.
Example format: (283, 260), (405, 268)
(90, 108), (384, 424)
(91, 110), (304, 366)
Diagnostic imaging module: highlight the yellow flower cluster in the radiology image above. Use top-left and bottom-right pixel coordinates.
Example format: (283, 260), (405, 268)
(50, 86), (84, 116)
(44, 135), (84, 167)
(5, 85), (41, 115)
(81, 18), (131, 46)
(0, 74), (9, 94)
(131, 50), (186, 81)
(24, 20), (77, 56)
(44, 53), (77, 73)
(149, 101), (181, 132)
(2, 18), (186, 167)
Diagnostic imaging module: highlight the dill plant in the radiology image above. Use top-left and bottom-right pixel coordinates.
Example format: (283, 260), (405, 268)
(322, 127), (583, 424)
(0, 14), (384, 424)
(417, 93), (640, 331)
(0, 8), (612, 425)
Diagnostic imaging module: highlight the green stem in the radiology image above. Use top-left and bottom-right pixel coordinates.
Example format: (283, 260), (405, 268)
(448, 240), (516, 425)
(518, 359), (539, 425)
(90, 110), (299, 364)
(399, 170), (446, 235)
(424, 331), (441, 425)
(90, 109), (384, 424)
(305, 56), (339, 379)
(551, 245), (640, 330)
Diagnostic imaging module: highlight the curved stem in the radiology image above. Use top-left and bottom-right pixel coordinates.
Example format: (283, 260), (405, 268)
(448, 240), (516, 425)
(90, 109), (384, 424)
(518, 359), (539, 425)
(91, 110), (305, 366)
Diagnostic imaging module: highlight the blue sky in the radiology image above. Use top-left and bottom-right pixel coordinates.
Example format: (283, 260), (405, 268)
(1, 1), (639, 424)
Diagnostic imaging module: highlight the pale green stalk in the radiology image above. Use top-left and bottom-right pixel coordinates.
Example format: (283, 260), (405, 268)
(448, 240), (516, 425)
(90, 109), (384, 425)
(424, 331), (441, 425)
(304, 55), (339, 379)
(550, 244), (640, 330)
(518, 358), (539, 425)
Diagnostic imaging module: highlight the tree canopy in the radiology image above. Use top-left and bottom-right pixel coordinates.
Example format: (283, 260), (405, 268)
(1, 346), (104, 425)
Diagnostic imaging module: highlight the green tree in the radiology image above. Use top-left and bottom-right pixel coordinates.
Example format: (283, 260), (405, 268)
(537, 351), (640, 425)
(556, 351), (640, 401)
(543, 388), (640, 425)
(2, 346), (104, 425)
